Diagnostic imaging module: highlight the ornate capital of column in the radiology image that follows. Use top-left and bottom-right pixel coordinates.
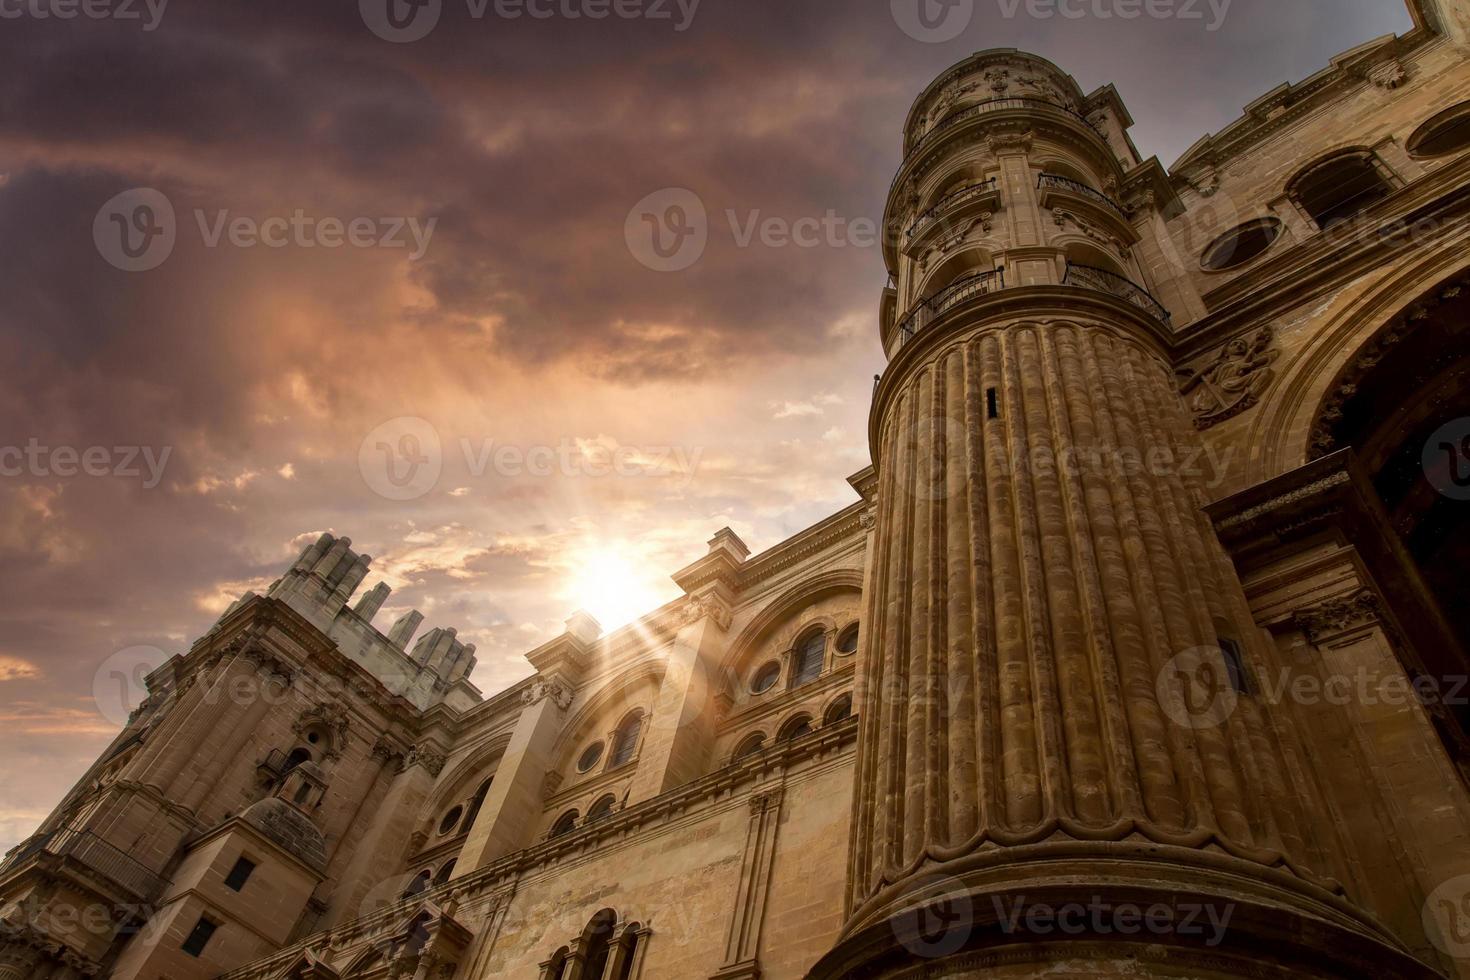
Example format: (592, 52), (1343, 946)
(1292, 589), (1382, 644)
(680, 593), (733, 632)
(521, 678), (573, 710)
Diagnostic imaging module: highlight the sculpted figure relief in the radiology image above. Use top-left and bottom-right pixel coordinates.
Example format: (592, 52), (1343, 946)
(1178, 326), (1281, 429)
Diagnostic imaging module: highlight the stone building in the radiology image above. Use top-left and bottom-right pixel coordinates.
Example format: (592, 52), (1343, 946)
(4, 0), (1470, 975)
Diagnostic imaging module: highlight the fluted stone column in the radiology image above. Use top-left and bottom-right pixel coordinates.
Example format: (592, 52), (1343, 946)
(816, 310), (1439, 978)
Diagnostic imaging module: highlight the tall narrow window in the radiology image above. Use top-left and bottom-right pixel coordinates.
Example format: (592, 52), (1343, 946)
(792, 631), (826, 687)
(460, 777), (493, 833)
(986, 387), (1000, 419)
(610, 712), (643, 768)
(181, 916), (218, 957)
(223, 856), (255, 892)
(1219, 637), (1251, 694)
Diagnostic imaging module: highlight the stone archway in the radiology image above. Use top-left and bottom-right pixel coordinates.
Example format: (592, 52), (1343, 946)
(1309, 270), (1470, 628)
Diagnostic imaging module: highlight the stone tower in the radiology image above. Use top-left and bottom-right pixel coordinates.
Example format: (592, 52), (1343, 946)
(810, 50), (1436, 979)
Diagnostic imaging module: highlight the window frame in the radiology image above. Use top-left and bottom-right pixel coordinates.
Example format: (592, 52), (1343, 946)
(223, 855), (256, 892)
(790, 630), (827, 688)
(181, 915), (219, 958)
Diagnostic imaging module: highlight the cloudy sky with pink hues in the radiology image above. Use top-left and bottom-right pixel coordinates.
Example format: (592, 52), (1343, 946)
(0, 0), (1416, 852)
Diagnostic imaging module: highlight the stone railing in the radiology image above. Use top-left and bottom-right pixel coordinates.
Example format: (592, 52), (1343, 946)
(0, 826), (166, 901)
(905, 96), (1103, 159)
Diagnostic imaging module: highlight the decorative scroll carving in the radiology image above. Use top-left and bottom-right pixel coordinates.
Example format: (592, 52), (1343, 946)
(1177, 326), (1280, 429)
(1366, 59), (1408, 90)
(294, 703), (351, 761)
(521, 679), (573, 710)
(401, 743), (446, 777)
(681, 594), (733, 632)
(1293, 589), (1381, 644)
(986, 128), (1034, 154)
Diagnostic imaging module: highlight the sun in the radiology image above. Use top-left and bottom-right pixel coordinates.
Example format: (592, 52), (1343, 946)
(563, 546), (669, 632)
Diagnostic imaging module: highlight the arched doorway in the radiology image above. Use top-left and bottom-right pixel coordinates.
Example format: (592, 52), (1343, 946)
(1311, 271), (1470, 622)
(1308, 270), (1470, 757)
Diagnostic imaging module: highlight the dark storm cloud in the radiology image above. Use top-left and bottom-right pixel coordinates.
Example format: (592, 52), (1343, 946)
(0, 0), (1416, 846)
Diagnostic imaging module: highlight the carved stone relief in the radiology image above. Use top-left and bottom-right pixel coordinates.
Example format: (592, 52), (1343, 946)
(1177, 326), (1281, 429)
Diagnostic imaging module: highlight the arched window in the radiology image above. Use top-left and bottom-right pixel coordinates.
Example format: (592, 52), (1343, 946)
(1289, 152), (1393, 229)
(402, 869), (431, 899)
(581, 910), (618, 980)
(284, 747), (312, 773)
(550, 809), (579, 839)
(734, 732), (766, 761)
(824, 694), (854, 725)
(835, 624), (859, 656)
(792, 631), (826, 687)
(588, 794), (617, 824)
(609, 712), (643, 768)
(432, 859), (456, 886)
(1408, 102), (1470, 158)
(460, 777), (492, 833)
(778, 715), (813, 743)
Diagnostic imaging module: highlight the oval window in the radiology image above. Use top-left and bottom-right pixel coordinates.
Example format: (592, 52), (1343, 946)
(1408, 102), (1470, 158)
(1201, 218), (1282, 271)
(751, 662), (781, 694)
(577, 741), (605, 773)
(836, 625), (859, 655)
(437, 805), (464, 835)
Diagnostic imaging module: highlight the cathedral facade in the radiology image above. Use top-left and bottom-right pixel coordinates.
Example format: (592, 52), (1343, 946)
(5, 0), (1470, 976)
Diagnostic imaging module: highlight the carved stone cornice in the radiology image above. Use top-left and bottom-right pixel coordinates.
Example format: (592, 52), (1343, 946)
(1293, 589), (1382, 644)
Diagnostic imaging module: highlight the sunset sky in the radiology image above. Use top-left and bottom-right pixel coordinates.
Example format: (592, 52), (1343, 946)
(0, 0), (1415, 852)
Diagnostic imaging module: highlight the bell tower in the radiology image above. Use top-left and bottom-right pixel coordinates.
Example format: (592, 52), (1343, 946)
(811, 50), (1438, 979)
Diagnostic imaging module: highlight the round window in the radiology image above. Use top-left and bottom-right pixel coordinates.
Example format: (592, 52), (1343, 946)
(437, 805), (464, 836)
(836, 625), (859, 655)
(751, 662), (781, 694)
(1201, 218), (1282, 271)
(577, 741), (605, 773)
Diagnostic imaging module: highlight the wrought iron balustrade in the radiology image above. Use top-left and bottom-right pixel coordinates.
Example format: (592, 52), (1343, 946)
(1063, 263), (1172, 324)
(905, 179), (999, 241)
(895, 268), (1007, 346)
(1038, 172), (1129, 218)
